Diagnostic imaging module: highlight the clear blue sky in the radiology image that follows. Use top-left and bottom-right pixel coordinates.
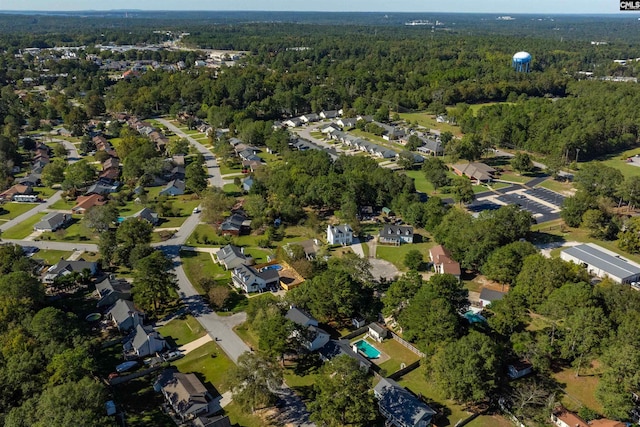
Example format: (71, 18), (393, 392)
(3, 1), (629, 14)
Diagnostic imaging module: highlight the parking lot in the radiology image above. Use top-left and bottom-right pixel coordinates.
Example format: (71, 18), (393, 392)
(523, 187), (566, 209)
(465, 186), (566, 224)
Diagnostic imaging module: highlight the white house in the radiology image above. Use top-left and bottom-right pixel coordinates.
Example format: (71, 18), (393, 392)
(368, 323), (388, 343)
(327, 224), (353, 246)
(231, 264), (280, 293)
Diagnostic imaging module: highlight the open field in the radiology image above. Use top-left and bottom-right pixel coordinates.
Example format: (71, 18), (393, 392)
(179, 250), (229, 293)
(375, 235), (436, 270)
(553, 364), (604, 413)
(399, 112), (462, 136)
(0, 202), (39, 220)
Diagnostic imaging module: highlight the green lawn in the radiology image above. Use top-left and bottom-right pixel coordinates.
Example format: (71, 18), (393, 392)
(497, 171), (532, 184)
(39, 216), (98, 243)
(233, 322), (259, 349)
(49, 198), (75, 210)
(553, 365), (603, 413)
(223, 183), (242, 196)
(242, 247), (273, 264)
(537, 178), (575, 195)
(219, 163), (244, 176)
(186, 224), (220, 246)
(223, 401), (272, 427)
(179, 250), (229, 294)
(3, 212), (46, 239)
(597, 147), (640, 179)
(375, 236), (436, 270)
(402, 170), (454, 198)
(350, 335), (421, 376)
(172, 341), (234, 393)
(113, 376), (174, 427)
(397, 366), (512, 427)
(157, 315), (206, 347)
(399, 112), (463, 137)
(0, 202), (39, 220)
(32, 249), (73, 265)
(33, 187), (58, 198)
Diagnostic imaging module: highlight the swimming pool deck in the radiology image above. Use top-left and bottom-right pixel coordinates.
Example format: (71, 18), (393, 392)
(350, 336), (390, 365)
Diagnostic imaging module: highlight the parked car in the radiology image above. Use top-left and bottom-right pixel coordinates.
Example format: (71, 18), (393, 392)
(162, 350), (184, 362)
(192, 207), (201, 214)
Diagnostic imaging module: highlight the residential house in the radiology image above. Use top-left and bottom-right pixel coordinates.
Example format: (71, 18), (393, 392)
(327, 224), (353, 246)
(374, 377), (436, 427)
(320, 123), (340, 134)
(72, 194), (107, 214)
(219, 213), (251, 236)
(85, 180), (120, 196)
(507, 360), (533, 380)
(108, 298), (143, 331)
(156, 369), (218, 423)
(429, 245), (461, 280)
(43, 259), (98, 284)
(242, 176), (254, 192)
(132, 207), (160, 226)
(193, 415), (232, 427)
(99, 167), (120, 181)
(300, 113), (320, 123)
(159, 179), (186, 196)
(319, 339), (372, 371)
(0, 184), (33, 201)
(215, 244), (254, 270)
(283, 118), (302, 128)
(285, 307), (318, 328)
(95, 276), (132, 308)
(551, 407), (626, 427)
(124, 324), (167, 358)
(337, 118), (358, 129)
(231, 264), (280, 293)
(320, 110), (339, 119)
(356, 115), (374, 123)
(368, 323), (389, 342)
(285, 239), (320, 260)
(34, 212), (72, 232)
(379, 225), (414, 245)
(451, 162), (496, 184)
(17, 173), (41, 187)
(478, 288), (506, 308)
(302, 326), (331, 351)
(416, 138), (444, 156)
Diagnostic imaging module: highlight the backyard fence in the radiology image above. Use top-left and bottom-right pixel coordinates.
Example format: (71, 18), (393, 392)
(340, 325), (369, 340)
(498, 398), (528, 427)
(390, 331), (425, 358)
(388, 359), (421, 380)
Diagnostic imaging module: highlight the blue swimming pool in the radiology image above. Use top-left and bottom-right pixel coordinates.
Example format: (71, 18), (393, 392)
(353, 340), (381, 359)
(262, 264), (283, 271)
(464, 310), (487, 324)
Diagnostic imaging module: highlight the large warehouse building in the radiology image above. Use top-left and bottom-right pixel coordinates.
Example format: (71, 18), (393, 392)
(560, 243), (640, 284)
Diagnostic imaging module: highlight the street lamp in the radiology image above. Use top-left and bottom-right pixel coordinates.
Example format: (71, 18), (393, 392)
(575, 148), (581, 163)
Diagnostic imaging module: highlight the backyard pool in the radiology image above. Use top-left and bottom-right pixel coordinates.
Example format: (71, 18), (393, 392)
(261, 264), (283, 271)
(353, 339), (381, 359)
(464, 310), (487, 324)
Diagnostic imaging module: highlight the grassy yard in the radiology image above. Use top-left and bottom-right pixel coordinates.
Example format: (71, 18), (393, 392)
(219, 163), (244, 176)
(398, 366), (512, 427)
(157, 315), (206, 347)
(537, 178), (575, 195)
(497, 171), (532, 184)
(402, 169), (454, 198)
(552, 365), (604, 413)
(39, 216), (98, 243)
(350, 335), (421, 376)
(113, 376), (174, 427)
(223, 183), (243, 196)
(172, 341), (234, 393)
(0, 202), (39, 220)
(33, 187), (58, 198)
(3, 212), (46, 239)
(32, 249), (73, 265)
(179, 250), (229, 294)
(399, 112), (462, 137)
(223, 401), (274, 427)
(233, 322), (259, 349)
(242, 247), (273, 264)
(375, 236), (436, 270)
(49, 198), (75, 210)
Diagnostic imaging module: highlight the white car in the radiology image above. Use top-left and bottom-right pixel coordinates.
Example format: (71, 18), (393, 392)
(192, 207), (201, 214)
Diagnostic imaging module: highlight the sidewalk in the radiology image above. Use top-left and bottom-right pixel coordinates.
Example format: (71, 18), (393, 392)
(178, 334), (213, 355)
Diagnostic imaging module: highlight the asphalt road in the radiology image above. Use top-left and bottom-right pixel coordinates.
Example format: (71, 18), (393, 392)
(55, 139), (81, 164)
(155, 118), (224, 188)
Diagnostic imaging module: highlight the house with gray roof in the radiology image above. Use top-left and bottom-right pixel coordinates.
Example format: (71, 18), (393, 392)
(337, 118), (358, 129)
(479, 288), (506, 308)
(318, 339), (372, 371)
(417, 138), (444, 156)
(43, 259), (98, 284)
(300, 113), (320, 123)
(159, 179), (185, 196)
(374, 377), (436, 427)
(286, 306), (318, 328)
(131, 207), (159, 226)
(34, 212), (72, 232)
(320, 110), (339, 119)
(108, 299), (143, 331)
(156, 369), (218, 423)
(231, 264), (280, 293)
(124, 324), (167, 358)
(95, 276), (132, 308)
(560, 243), (640, 284)
(215, 244), (253, 270)
(379, 225), (414, 245)
(85, 180), (120, 196)
(193, 415), (232, 427)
